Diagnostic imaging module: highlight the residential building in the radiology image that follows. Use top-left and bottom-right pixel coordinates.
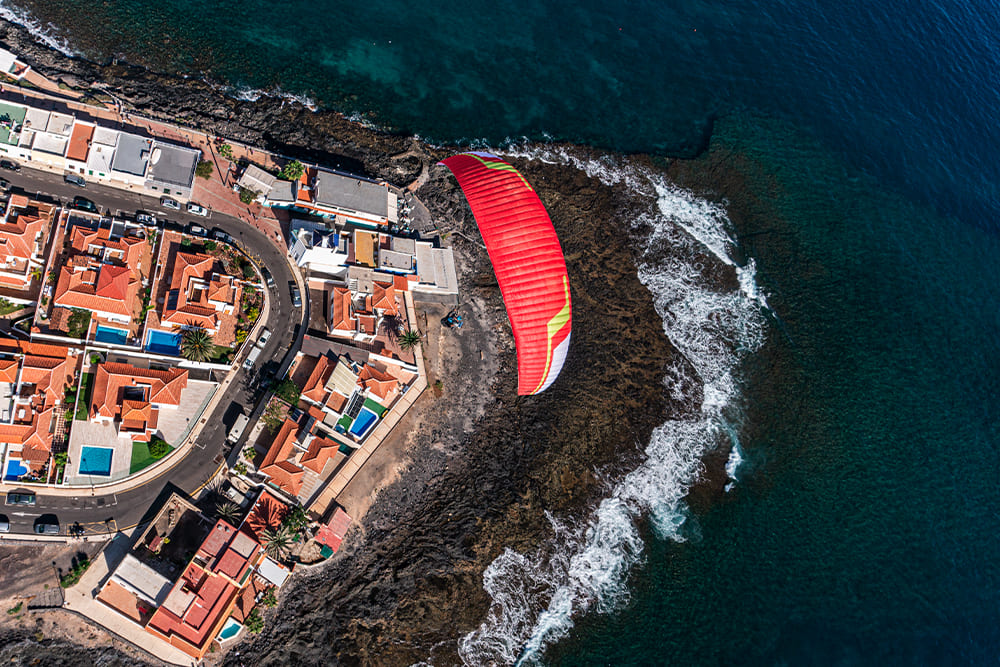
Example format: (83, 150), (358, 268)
(52, 223), (149, 332)
(89, 362), (188, 443)
(0, 48), (30, 80)
(236, 164), (276, 199)
(264, 167), (396, 228)
(146, 142), (200, 199)
(157, 249), (241, 337)
(0, 195), (56, 290)
(145, 519), (265, 660)
(0, 339), (78, 476)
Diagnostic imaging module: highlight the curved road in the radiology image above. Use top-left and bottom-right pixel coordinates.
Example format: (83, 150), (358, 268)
(1, 166), (301, 536)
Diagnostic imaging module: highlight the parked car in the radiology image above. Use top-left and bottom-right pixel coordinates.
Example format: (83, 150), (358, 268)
(159, 196), (181, 210)
(5, 492), (35, 506)
(71, 196), (97, 213)
(211, 228), (233, 244)
(0, 178), (9, 190)
(186, 202), (209, 216)
(186, 223), (208, 237)
(261, 266), (275, 288)
(0, 514), (9, 533)
(64, 173), (86, 187)
(0, 159), (20, 172)
(135, 210), (157, 225)
(242, 345), (261, 371)
(33, 516), (59, 535)
(256, 327), (271, 347)
(290, 281), (302, 308)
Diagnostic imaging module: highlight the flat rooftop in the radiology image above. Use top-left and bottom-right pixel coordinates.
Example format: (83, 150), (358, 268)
(314, 169), (388, 218)
(111, 132), (151, 176)
(148, 142), (199, 188)
(0, 101), (26, 146)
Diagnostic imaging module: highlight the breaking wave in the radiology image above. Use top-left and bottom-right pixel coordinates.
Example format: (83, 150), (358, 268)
(0, 1), (80, 56)
(456, 147), (768, 665)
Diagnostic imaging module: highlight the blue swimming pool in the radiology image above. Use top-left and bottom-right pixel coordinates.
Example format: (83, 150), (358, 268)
(349, 407), (378, 438)
(94, 324), (129, 345)
(217, 617), (242, 642)
(145, 329), (181, 355)
(78, 446), (113, 477)
(4, 458), (28, 481)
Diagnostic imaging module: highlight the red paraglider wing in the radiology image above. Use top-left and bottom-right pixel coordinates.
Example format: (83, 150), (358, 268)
(439, 152), (572, 395)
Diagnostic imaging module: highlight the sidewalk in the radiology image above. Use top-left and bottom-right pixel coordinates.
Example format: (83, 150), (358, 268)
(62, 531), (196, 667)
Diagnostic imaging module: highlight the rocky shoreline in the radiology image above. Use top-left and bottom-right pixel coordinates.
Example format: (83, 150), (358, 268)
(0, 17), (744, 667)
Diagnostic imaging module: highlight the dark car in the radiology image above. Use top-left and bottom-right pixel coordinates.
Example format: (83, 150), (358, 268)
(71, 196), (97, 213)
(135, 210), (157, 225)
(33, 515), (59, 535)
(5, 492), (35, 506)
(289, 281), (302, 308)
(261, 266), (275, 288)
(0, 178), (9, 190)
(211, 228), (233, 244)
(0, 159), (20, 172)
(0, 514), (9, 533)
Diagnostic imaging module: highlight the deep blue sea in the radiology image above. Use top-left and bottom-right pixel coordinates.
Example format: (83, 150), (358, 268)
(6, 0), (999, 663)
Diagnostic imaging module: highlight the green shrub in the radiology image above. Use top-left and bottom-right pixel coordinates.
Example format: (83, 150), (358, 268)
(67, 308), (91, 339)
(148, 438), (170, 459)
(274, 379), (301, 405)
(195, 160), (214, 179)
(59, 557), (91, 588)
(239, 187), (258, 204)
(7, 602), (22, 615)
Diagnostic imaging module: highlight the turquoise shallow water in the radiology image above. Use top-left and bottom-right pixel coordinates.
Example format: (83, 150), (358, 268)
(6, 0), (1000, 663)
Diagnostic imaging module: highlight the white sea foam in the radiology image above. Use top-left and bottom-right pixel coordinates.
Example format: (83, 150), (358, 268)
(0, 1), (80, 57)
(456, 147), (768, 665)
(220, 84), (318, 111)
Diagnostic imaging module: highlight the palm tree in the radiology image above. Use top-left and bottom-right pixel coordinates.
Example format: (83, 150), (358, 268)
(180, 326), (215, 362)
(260, 526), (293, 560)
(214, 500), (241, 524)
(398, 328), (422, 351)
(380, 313), (403, 343)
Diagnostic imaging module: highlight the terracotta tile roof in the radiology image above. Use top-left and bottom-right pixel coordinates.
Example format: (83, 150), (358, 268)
(0, 212), (44, 261)
(91, 362), (188, 422)
(160, 249), (240, 331)
(371, 281), (398, 316)
(300, 436), (340, 474)
(300, 354), (332, 403)
(0, 358), (17, 382)
(329, 285), (355, 333)
(358, 364), (397, 401)
(325, 390), (347, 413)
(66, 122), (94, 162)
(357, 314), (376, 335)
(259, 418), (305, 496)
(54, 259), (139, 318)
(70, 226), (146, 268)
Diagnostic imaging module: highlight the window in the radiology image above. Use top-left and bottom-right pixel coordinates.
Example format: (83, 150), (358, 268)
(163, 189), (170, 195)
(88, 170), (93, 175)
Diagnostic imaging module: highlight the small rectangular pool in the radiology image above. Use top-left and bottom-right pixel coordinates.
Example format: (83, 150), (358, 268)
(349, 407), (378, 438)
(78, 446), (113, 477)
(145, 329), (181, 356)
(4, 458), (28, 481)
(94, 324), (129, 345)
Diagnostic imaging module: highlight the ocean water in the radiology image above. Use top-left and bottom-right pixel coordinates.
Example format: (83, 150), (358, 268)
(6, 0), (1000, 664)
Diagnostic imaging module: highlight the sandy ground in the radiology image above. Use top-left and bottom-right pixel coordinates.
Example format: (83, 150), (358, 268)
(0, 542), (155, 660)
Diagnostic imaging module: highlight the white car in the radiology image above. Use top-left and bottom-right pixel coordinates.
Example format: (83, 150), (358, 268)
(160, 196), (181, 210)
(256, 328), (271, 347)
(187, 202), (209, 216)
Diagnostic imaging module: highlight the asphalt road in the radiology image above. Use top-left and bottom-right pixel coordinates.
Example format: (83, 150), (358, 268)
(0, 165), (302, 536)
